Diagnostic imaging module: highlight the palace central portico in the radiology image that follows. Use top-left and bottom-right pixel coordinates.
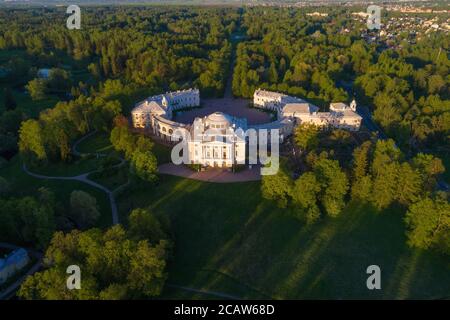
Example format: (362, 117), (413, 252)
(187, 112), (246, 167)
(131, 88), (362, 168)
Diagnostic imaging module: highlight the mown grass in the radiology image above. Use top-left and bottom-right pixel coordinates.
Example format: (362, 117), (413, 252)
(76, 132), (114, 155)
(152, 142), (172, 164)
(0, 156), (112, 228)
(0, 89), (59, 118)
(31, 156), (101, 177)
(76, 130), (172, 165)
(117, 175), (450, 300)
(89, 166), (129, 191)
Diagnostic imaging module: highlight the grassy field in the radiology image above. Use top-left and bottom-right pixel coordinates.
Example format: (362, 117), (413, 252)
(152, 142), (172, 164)
(0, 48), (96, 117)
(76, 131), (172, 164)
(0, 88), (59, 118)
(117, 175), (450, 300)
(31, 156), (101, 177)
(3, 130), (447, 299)
(89, 166), (129, 191)
(76, 132), (114, 155)
(0, 156), (112, 228)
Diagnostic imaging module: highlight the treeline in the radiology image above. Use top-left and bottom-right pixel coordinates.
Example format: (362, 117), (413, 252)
(354, 36), (449, 152)
(110, 115), (158, 182)
(1, 7), (448, 155)
(0, 186), (105, 249)
(26, 68), (72, 100)
(232, 8), (364, 104)
(262, 124), (449, 255)
(233, 7), (449, 154)
(0, 6), (237, 97)
(18, 208), (170, 300)
(0, 103), (23, 160)
(18, 80), (126, 164)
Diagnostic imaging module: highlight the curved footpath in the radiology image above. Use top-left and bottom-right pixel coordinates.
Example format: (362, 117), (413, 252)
(22, 164), (119, 225)
(22, 131), (123, 225)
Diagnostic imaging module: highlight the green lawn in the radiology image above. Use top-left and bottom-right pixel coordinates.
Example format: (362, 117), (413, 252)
(152, 142), (172, 164)
(76, 130), (172, 164)
(0, 89), (59, 118)
(89, 166), (129, 191)
(31, 156), (101, 177)
(117, 175), (450, 300)
(0, 157), (112, 228)
(76, 132), (114, 155)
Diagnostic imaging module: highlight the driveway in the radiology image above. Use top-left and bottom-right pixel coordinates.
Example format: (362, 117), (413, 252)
(158, 163), (261, 183)
(173, 98), (273, 125)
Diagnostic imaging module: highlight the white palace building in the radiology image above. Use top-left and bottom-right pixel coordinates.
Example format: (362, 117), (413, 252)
(131, 88), (362, 168)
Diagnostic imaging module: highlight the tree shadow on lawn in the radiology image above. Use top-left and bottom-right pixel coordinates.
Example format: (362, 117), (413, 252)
(166, 189), (450, 299)
(75, 132), (115, 155)
(116, 175), (450, 300)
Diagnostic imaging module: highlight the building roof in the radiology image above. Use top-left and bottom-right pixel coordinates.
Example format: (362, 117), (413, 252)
(340, 110), (363, 119)
(132, 88), (200, 116)
(0, 248), (28, 270)
(282, 103), (319, 114)
(254, 89), (286, 99)
(37, 68), (51, 79)
(329, 102), (348, 111)
(205, 112), (234, 125)
(133, 100), (166, 114)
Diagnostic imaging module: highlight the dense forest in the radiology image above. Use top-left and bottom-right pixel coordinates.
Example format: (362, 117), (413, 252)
(0, 6), (241, 299)
(232, 7), (449, 155)
(0, 5), (448, 299)
(0, 6), (238, 162)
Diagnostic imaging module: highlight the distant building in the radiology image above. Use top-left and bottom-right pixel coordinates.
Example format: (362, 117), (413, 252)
(131, 88), (362, 168)
(253, 89), (362, 131)
(0, 248), (30, 285)
(132, 88), (200, 130)
(306, 12), (328, 17)
(37, 68), (51, 79)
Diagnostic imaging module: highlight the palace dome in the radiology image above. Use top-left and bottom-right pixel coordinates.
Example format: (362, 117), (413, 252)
(205, 112), (232, 127)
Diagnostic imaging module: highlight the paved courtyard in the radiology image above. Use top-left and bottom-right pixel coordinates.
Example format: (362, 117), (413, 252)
(173, 97), (274, 125)
(158, 163), (262, 183)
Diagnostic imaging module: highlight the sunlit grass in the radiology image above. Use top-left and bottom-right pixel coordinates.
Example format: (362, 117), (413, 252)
(0, 156), (112, 228)
(117, 175), (450, 299)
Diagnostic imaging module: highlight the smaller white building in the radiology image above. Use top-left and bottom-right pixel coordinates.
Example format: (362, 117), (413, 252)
(37, 68), (51, 79)
(0, 248), (29, 285)
(132, 88), (200, 129)
(253, 89), (362, 131)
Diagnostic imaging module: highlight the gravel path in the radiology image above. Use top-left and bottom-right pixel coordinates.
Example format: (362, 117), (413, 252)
(22, 131), (123, 225)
